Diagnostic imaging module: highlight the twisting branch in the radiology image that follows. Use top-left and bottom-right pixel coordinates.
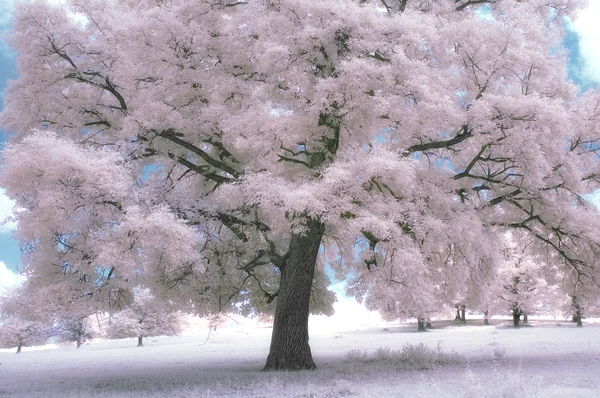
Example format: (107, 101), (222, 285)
(455, 0), (495, 12)
(380, 0), (391, 13)
(167, 152), (232, 184)
(48, 37), (128, 112)
(185, 208), (271, 244)
(47, 37), (77, 69)
(405, 124), (472, 154)
(487, 189), (522, 207)
(158, 129), (240, 178)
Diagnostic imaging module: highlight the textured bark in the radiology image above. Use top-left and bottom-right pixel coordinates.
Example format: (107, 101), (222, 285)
(263, 218), (324, 371)
(137, 336), (143, 347)
(16, 344), (22, 354)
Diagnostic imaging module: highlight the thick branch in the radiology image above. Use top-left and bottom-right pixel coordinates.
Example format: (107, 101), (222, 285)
(102, 76), (128, 112)
(159, 129), (239, 178)
(167, 152), (232, 184)
(456, 0), (495, 12)
(488, 189), (522, 207)
(277, 155), (310, 167)
(405, 125), (472, 154)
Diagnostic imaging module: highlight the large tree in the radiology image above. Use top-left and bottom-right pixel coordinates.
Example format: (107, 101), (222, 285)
(2, 0), (600, 370)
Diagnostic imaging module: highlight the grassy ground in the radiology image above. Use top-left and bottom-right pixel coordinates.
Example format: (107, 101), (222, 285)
(1, 317), (599, 397)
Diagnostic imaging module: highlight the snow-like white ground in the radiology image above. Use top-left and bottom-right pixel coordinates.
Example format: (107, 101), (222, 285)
(2, 293), (600, 398)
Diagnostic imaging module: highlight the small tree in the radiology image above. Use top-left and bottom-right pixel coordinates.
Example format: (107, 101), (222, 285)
(0, 317), (49, 353)
(107, 289), (183, 347)
(0, 285), (51, 353)
(53, 315), (96, 349)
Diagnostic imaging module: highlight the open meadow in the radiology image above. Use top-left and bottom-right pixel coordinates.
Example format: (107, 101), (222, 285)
(1, 296), (599, 398)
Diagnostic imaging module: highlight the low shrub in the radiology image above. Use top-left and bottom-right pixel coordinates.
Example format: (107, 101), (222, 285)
(345, 342), (463, 370)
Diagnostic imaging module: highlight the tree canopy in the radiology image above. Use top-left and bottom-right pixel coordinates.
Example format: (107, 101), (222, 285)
(1, 0), (600, 369)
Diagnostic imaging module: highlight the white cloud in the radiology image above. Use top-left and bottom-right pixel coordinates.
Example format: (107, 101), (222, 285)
(0, 0), (15, 27)
(0, 0), (15, 60)
(585, 190), (600, 210)
(0, 0), (85, 61)
(0, 189), (17, 233)
(573, 3), (600, 83)
(0, 260), (23, 293)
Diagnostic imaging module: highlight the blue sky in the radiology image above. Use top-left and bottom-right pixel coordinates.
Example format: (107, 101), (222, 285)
(0, 0), (20, 289)
(0, 0), (599, 290)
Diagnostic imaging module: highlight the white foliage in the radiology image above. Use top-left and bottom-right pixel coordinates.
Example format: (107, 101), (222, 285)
(107, 288), (183, 342)
(53, 315), (96, 347)
(0, 316), (49, 352)
(0, 0), (598, 331)
(487, 233), (569, 318)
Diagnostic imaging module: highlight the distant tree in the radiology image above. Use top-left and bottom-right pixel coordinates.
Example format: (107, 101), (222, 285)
(455, 304), (467, 325)
(0, 285), (52, 353)
(351, 250), (438, 332)
(1, 271), (111, 348)
(2, 0), (600, 370)
(53, 315), (96, 349)
(107, 289), (183, 347)
(490, 234), (566, 328)
(558, 264), (598, 327)
(563, 283), (599, 327)
(0, 317), (49, 353)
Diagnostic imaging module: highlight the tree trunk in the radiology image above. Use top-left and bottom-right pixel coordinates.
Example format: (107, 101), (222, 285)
(572, 296), (583, 327)
(263, 218), (324, 371)
(76, 339), (82, 349)
(425, 318), (432, 329)
(16, 344), (22, 354)
(137, 336), (143, 347)
(460, 305), (466, 324)
(512, 308), (520, 328)
(483, 310), (489, 326)
(417, 318), (426, 332)
(522, 314), (528, 324)
(454, 306), (461, 322)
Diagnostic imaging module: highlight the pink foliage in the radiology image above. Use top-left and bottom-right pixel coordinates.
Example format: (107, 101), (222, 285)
(0, 0), (598, 324)
(107, 289), (183, 342)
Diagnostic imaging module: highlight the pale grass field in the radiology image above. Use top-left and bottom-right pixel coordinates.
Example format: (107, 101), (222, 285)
(2, 296), (599, 398)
